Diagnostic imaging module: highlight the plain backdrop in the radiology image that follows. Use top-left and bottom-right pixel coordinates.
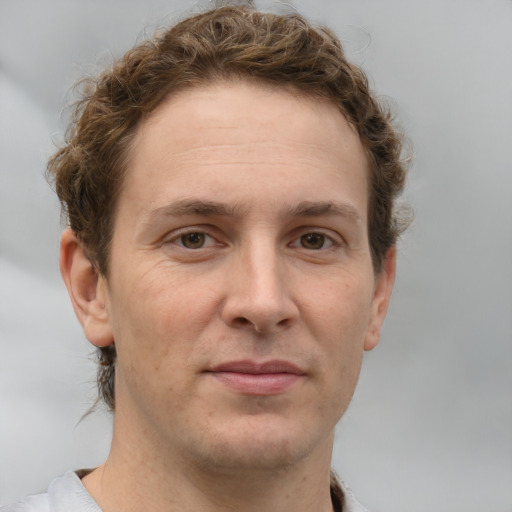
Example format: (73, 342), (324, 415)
(1, 1), (511, 510)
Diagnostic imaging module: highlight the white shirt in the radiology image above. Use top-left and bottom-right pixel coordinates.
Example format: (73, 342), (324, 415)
(2, 471), (368, 512)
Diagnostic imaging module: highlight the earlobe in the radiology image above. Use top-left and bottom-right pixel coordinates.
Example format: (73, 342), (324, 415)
(59, 228), (114, 348)
(363, 246), (397, 351)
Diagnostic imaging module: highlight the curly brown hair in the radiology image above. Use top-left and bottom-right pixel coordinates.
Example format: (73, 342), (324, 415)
(48, 4), (410, 411)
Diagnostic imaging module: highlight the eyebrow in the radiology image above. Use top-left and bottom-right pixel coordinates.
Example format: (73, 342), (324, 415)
(143, 199), (362, 225)
(287, 200), (363, 224)
(145, 199), (248, 220)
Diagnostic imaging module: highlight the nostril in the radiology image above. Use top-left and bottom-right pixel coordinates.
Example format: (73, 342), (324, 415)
(231, 315), (291, 333)
(234, 317), (252, 327)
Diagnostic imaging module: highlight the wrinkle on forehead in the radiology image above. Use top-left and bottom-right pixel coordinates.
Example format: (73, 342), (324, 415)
(131, 80), (366, 165)
(120, 80), (370, 240)
(142, 198), (363, 226)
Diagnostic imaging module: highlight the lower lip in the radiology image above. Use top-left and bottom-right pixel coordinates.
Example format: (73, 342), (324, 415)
(210, 372), (302, 395)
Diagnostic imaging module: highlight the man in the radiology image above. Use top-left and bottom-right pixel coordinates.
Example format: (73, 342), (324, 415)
(3, 3), (409, 511)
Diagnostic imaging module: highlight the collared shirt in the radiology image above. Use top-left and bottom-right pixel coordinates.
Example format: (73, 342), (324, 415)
(2, 470), (368, 512)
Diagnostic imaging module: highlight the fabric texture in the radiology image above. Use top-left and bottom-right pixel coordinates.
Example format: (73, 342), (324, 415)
(2, 470), (368, 511)
(1, 472), (99, 512)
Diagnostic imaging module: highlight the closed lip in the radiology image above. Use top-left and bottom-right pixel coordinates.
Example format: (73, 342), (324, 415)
(207, 360), (305, 375)
(206, 360), (306, 395)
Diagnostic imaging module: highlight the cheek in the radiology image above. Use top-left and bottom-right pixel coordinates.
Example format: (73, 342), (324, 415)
(301, 274), (373, 399)
(303, 274), (374, 342)
(108, 270), (207, 413)
(108, 264), (220, 364)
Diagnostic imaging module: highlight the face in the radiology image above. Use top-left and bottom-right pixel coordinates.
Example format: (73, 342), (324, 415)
(88, 81), (394, 473)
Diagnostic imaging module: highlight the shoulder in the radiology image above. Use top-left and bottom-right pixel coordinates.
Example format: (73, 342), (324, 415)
(341, 483), (370, 512)
(1, 493), (50, 512)
(331, 472), (370, 512)
(1, 471), (101, 512)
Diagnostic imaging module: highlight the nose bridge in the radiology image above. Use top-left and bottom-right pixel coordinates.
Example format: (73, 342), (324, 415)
(246, 237), (283, 302)
(222, 233), (297, 333)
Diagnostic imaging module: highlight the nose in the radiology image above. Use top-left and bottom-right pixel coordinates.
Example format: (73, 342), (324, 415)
(220, 240), (299, 334)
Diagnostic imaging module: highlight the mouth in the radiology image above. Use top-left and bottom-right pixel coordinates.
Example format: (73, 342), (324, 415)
(206, 360), (305, 395)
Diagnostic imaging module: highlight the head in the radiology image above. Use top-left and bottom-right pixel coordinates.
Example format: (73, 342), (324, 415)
(49, 4), (409, 414)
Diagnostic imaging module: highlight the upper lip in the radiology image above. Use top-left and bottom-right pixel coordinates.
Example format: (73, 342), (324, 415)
(208, 360), (305, 375)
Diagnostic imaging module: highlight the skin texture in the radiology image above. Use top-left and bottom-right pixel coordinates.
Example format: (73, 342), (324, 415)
(60, 81), (396, 512)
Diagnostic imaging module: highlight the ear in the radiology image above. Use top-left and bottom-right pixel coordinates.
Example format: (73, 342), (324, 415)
(363, 246), (397, 351)
(59, 228), (114, 348)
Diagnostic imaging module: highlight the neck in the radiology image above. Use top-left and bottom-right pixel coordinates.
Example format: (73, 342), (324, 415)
(83, 411), (335, 512)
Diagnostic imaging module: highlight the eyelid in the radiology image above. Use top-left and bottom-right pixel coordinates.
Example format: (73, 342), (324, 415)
(288, 228), (344, 250)
(161, 225), (345, 251)
(164, 226), (221, 249)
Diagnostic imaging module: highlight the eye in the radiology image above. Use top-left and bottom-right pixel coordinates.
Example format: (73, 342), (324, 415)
(291, 232), (334, 250)
(176, 232), (214, 249)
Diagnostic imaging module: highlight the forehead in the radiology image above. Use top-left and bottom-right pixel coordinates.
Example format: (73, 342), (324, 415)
(120, 80), (369, 223)
(135, 81), (365, 164)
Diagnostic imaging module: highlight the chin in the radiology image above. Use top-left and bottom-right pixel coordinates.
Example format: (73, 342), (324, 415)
(189, 416), (331, 473)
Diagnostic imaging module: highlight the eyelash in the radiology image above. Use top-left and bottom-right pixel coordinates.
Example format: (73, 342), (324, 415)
(289, 232), (336, 251)
(166, 228), (341, 252)
(165, 228), (219, 250)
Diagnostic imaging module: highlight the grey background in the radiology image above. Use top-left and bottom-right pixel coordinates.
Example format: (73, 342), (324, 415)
(1, 0), (511, 510)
